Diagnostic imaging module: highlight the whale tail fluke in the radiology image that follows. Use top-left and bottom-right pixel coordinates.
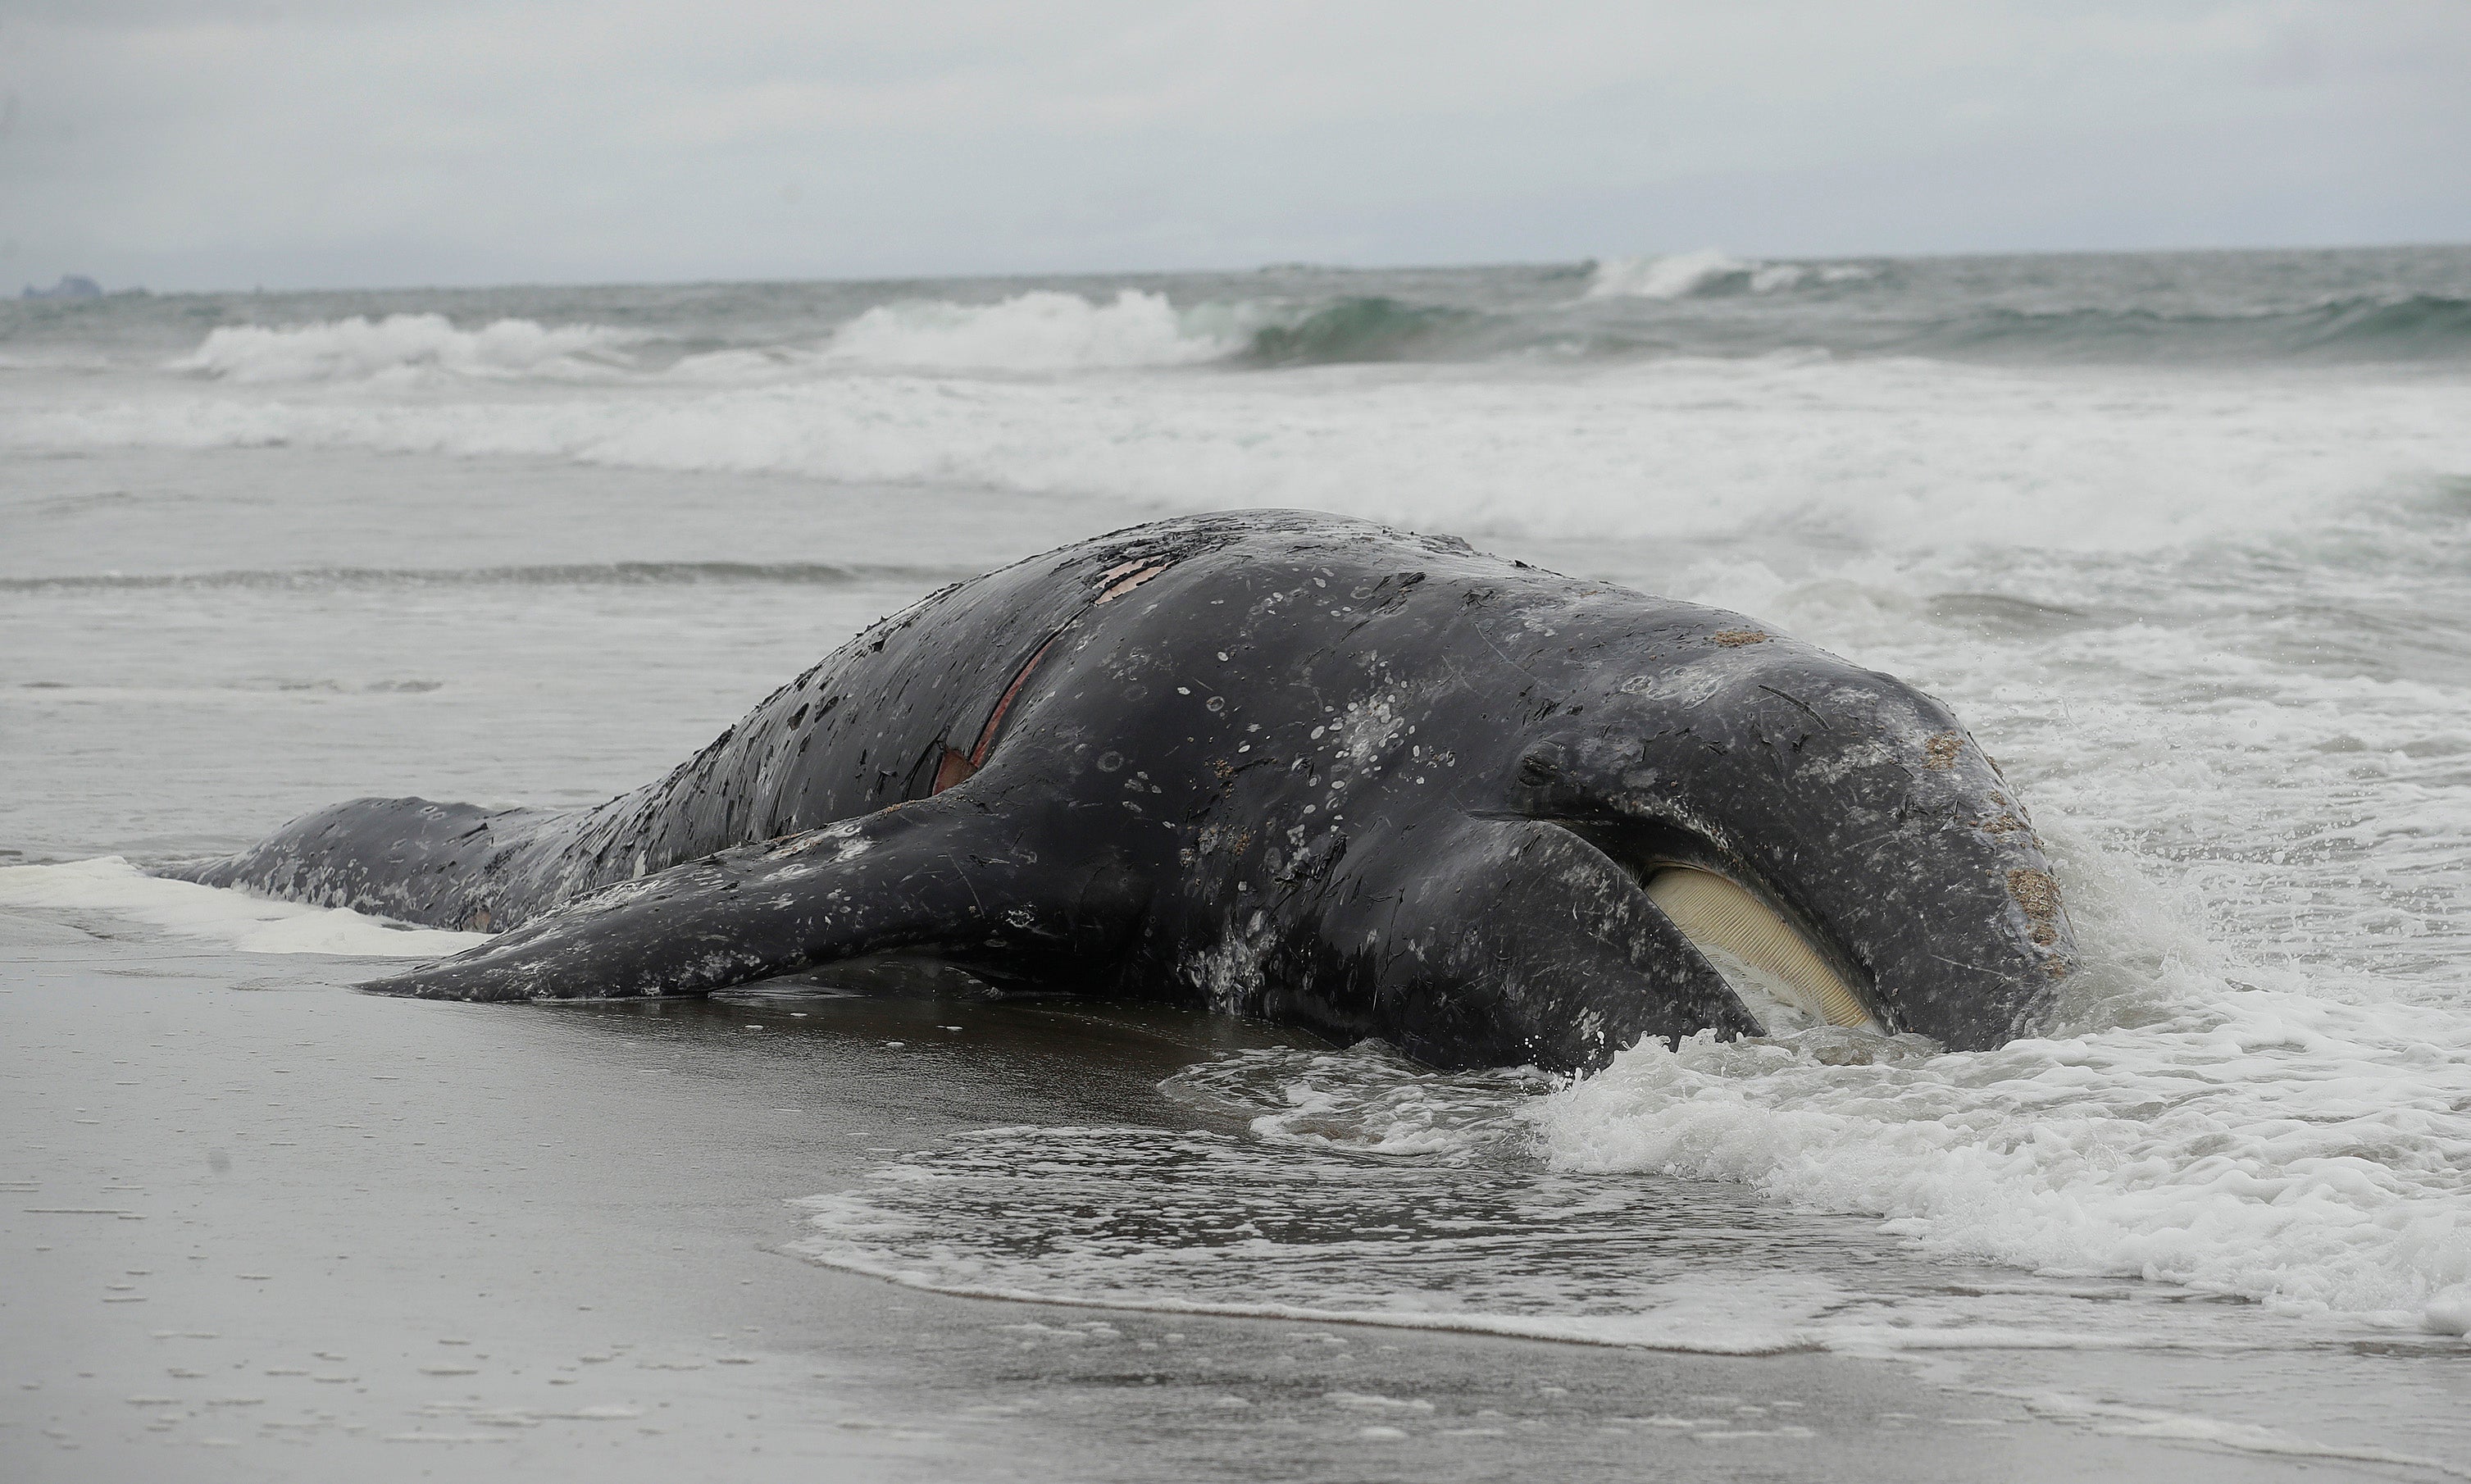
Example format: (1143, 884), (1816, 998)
(157, 796), (548, 931)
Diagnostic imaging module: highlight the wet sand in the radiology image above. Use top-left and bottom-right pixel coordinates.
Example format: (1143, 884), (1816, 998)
(9, 904), (2461, 1483)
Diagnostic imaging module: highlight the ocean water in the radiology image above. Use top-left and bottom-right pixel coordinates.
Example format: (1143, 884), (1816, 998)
(7, 246), (2471, 1444)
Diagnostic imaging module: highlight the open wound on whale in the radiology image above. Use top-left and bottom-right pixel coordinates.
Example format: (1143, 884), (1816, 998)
(930, 629), (1065, 794)
(930, 558), (1179, 794)
(1645, 867), (1882, 1034)
(1094, 559), (1172, 603)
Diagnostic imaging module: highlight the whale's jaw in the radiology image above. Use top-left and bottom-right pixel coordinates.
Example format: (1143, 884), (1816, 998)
(1641, 865), (1883, 1036)
(1514, 650), (2075, 1053)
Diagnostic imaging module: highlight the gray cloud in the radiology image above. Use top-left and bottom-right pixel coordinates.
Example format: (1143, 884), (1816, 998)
(5, 0), (2467, 290)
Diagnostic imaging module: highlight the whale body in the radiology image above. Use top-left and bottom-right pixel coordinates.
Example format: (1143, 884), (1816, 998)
(167, 511), (2075, 1070)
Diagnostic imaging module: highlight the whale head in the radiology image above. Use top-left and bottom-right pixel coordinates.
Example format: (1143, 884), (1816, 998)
(1505, 621), (2073, 1051)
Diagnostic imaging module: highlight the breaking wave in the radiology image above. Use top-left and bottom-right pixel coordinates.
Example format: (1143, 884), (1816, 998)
(802, 289), (1508, 371)
(129, 278), (2471, 389)
(20, 354), (2470, 552)
(1237, 297), (1482, 365)
(1586, 249), (1868, 300)
(173, 312), (640, 383)
(163, 292), (1251, 384)
(817, 289), (1243, 371)
(810, 284), (2471, 367)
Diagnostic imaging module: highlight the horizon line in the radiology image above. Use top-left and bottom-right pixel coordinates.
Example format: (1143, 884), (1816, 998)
(19, 239), (2471, 303)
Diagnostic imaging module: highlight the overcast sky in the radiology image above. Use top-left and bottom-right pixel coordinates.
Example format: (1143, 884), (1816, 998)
(5, 0), (2467, 292)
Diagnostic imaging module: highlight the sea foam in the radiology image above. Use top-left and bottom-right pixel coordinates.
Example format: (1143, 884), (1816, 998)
(0, 856), (489, 956)
(1529, 992), (2471, 1327)
(1586, 249), (1863, 299)
(172, 313), (639, 383)
(23, 355), (2470, 553)
(818, 289), (1242, 371)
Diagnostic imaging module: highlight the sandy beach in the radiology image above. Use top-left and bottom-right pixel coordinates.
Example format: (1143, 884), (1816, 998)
(9, 900), (2467, 1481)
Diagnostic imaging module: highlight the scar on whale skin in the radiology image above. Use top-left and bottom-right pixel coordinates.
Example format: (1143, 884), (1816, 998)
(931, 560), (1179, 794)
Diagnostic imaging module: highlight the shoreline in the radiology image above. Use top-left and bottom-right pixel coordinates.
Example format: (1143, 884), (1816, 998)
(7, 904), (2463, 1482)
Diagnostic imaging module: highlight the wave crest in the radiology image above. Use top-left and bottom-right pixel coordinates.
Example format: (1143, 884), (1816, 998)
(1934, 292), (2471, 362)
(1586, 249), (1867, 300)
(173, 313), (639, 383)
(1237, 296), (1478, 366)
(21, 353), (2463, 551)
(819, 289), (1240, 371)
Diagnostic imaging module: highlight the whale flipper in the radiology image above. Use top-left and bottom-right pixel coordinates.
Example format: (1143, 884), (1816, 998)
(359, 792), (1128, 1002)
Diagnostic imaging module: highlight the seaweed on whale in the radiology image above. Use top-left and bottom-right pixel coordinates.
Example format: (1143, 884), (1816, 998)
(165, 510), (2074, 1071)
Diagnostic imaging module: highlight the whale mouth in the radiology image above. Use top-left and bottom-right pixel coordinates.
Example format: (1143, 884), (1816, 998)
(1641, 865), (1883, 1036)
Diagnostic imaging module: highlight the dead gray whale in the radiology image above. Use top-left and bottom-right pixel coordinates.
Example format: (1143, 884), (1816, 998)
(167, 510), (2075, 1070)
